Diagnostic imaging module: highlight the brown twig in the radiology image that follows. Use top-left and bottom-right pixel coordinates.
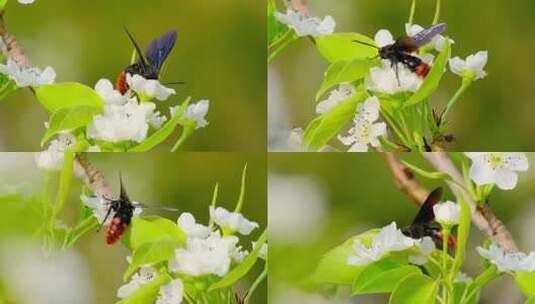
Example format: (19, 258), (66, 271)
(285, 0), (311, 17)
(75, 153), (113, 198)
(383, 152), (518, 252)
(0, 12), (32, 67)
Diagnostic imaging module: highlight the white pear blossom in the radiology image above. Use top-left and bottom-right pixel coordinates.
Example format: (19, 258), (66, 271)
(209, 206), (259, 235)
(117, 266), (159, 298)
(168, 231), (239, 277)
(86, 99), (158, 143)
(231, 246), (249, 263)
(81, 194), (142, 225)
(316, 84), (356, 114)
(274, 9), (335, 37)
(449, 51), (488, 80)
(347, 222), (416, 266)
(127, 74), (175, 101)
(156, 279), (183, 304)
(172, 99), (210, 129)
(433, 201), (461, 226)
(465, 152), (528, 190)
(409, 237), (436, 265)
(177, 213), (210, 239)
(477, 243), (535, 273)
(95, 79), (127, 105)
(18, 0), (35, 3)
(0, 58), (55, 87)
(338, 97), (387, 152)
(405, 23), (454, 52)
(34, 133), (76, 171)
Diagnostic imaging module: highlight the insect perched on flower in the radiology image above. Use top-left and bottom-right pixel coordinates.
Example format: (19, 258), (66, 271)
(116, 29), (183, 94)
(101, 177), (138, 244)
(401, 187), (457, 249)
(354, 23), (447, 84)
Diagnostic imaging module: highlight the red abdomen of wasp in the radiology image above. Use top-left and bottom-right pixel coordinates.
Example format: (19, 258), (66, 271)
(415, 63), (431, 78)
(106, 217), (128, 245)
(437, 230), (457, 249)
(115, 71), (128, 95)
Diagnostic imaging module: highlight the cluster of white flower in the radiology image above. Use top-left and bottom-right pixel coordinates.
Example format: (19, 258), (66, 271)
(169, 207), (260, 277)
(0, 59), (55, 87)
(116, 206), (265, 303)
(88, 76), (209, 144)
(338, 96), (386, 152)
(274, 9), (335, 37)
(347, 222), (433, 266)
(477, 243), (535, 273)
(316, 84), (356, 114)
(17, 0), (36, 4)
(34, 133), (76, 170)
(465, 152), (529, 190)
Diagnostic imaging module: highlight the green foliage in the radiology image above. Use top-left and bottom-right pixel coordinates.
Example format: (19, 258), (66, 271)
(125, 239), (181, 280)
(267, 0), (290, 46)
(303, 91), (367, 151)
(388, 273), (438, 304)
(41, 105), (101, 146)
(311, 229), (379, 285)
(35, 82), (104, 113)
(129, 98), (190, 152)
(124, 217), (186, 252)
(209, 229), (267, 291)
(316, 58), (373, 101)
(316, 33), (378, 63)
(352, 260), (421, 295)
(117, 272), (172, 304)
(515, 272), (535, 297)
(403, 40), (451, 108)
(0, 75), (16, 102)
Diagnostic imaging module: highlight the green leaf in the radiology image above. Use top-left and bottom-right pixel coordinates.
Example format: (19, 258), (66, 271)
(527, 294), (535, 304)
(0, 0), (7, 10)
(388, 273), (438, 304)
(452, 282), (479, 304)
(311, 229), (379, 285)
(117, 272), (171, 304)
(0, 75), (16, 102)
(352, 261), (421, 295)
(316, 33), (378, 63)
(128, 97), (190, 152)
(515, 272), (535, 297)
(208, 229), (267, 291)
(41, 105), (102, 146)
(124, 217), (186, 251)
(35, 82), (104, 113)
(267, 0), (290, 46)
(303, 91), (367, 151)
(125, 238), (180, 280)
(316, 58), (372, 101)
(403, 40), (451, 108)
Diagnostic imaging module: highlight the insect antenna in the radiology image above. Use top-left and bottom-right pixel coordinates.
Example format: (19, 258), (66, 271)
(124, 27), (149, 67)
(352, 39), (380, 49)
(162, 81), (186, 86)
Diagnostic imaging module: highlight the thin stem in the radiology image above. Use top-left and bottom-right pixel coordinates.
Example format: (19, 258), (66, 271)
(433, 0), (442, 24)
(440, 80), (472, 126)
(441, 227), (451, 304)
(380, 109), (410, 147)
(461, 267), (500, 304)
(244, 263), (267, 304)
(409, 0), (417, 24)
(268, 34), (298, 63)
(52, 152), (74, 217)
(171, 125), (194, 152)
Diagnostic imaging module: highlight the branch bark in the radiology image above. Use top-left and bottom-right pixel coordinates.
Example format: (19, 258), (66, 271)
(383, 152), (518, 252)
(285, 0), (311, 17)
(0, 13), (32, 67)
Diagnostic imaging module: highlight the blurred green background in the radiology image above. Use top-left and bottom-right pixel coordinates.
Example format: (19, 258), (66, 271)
(268, 153), (535, 303)
(0, 0), (266, 151)
(269, 0), (535, 150)
(0, 152), (267, 304)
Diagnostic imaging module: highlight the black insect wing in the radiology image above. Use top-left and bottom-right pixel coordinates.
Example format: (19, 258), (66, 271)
(402, 188), (445, 248)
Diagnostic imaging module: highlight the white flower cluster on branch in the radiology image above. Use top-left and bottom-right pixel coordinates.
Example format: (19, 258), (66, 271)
(275, 9), (335, 37)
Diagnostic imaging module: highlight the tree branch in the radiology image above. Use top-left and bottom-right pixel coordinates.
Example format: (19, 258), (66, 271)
(0, 12), (32, 67)
(383, 152), (518, 252)
(285, 0), (311, 17)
